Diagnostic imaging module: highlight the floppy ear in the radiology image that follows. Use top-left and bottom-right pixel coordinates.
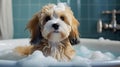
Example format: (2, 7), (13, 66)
(27, 13), (43, 45)
(69, 16), (80, 45)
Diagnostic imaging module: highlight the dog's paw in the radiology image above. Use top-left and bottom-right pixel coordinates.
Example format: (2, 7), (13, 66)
(69, 38), (80, 45)
(14, 46), (33, 56)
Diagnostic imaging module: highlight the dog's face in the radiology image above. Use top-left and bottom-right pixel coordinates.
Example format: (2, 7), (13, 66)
(27, 3), (80, 44)
(39, 4), (73, 42)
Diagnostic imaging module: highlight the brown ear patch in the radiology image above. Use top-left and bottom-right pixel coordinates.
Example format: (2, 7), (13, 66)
(27, 14), (43, 45)
(69, 15), (80, 45)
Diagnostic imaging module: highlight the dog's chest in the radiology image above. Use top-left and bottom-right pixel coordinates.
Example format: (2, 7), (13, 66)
(49, 42), (61, 56)
(46, 42), (68, 61)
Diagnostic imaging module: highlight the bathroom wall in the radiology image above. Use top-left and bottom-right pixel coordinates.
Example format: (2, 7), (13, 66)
(12, 0), (120, 40)
(12, 0), (57, 38)
(79, 0), (120, 40)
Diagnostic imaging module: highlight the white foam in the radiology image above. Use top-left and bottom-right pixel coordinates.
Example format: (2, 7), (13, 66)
(89, 51), (112, 61)
(104, 52), (115, 59)
(53, 3), (66, 11)
(0, 43), (119, 67)
(16, 50), (58, 67)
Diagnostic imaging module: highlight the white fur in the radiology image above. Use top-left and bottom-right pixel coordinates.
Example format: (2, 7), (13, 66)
(49, 42), (69, 61)
(41, 3), (71, 42)
(41, 3), (72, 61)
(42, 17), (71, 42)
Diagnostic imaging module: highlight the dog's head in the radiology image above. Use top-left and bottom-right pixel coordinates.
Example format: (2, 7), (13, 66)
(27, 3), (80, 45)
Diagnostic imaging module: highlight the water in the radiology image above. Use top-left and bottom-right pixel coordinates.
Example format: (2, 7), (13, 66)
(0, 43), (120, 67)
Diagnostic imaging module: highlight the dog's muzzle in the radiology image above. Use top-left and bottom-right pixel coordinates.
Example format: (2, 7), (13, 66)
(52, 23), (59, 30)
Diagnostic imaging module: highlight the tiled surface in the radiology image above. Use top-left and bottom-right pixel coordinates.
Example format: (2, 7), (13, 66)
(12, 0), (120, 40)
(78, 0), (120, 40)
(12, 0), (57, 38)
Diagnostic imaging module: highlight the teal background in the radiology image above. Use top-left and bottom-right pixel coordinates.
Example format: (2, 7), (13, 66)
(12, 0), (120, 40)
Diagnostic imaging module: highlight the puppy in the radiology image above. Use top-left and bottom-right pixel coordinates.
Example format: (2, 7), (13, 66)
(15, 3), (80, 61)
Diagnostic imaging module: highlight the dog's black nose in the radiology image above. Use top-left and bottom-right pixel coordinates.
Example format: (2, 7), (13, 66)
(52, 23), (59, 30)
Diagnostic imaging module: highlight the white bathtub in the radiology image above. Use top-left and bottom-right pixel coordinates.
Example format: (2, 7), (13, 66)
(0, 38), (120, 67)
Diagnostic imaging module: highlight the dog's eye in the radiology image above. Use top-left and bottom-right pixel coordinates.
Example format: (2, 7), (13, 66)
(44, 16), (51, 22)
(60, 16), (65, 21)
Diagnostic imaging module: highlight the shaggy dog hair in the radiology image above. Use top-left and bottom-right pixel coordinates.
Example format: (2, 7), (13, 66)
(15, 3), (80, 61)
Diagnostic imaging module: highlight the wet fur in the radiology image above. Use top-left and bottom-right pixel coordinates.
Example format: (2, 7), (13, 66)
(15, 3), (80, 61)
(15, 39), (75, 61)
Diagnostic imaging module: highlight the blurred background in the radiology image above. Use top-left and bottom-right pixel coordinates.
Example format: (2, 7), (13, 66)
(0, 0), (120, 40)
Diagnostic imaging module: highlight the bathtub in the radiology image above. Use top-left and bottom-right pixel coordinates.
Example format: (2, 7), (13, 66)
(0, 38), (120, 67)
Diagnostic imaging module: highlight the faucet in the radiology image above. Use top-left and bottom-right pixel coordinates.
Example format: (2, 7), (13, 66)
(97, 9), (120, 33)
